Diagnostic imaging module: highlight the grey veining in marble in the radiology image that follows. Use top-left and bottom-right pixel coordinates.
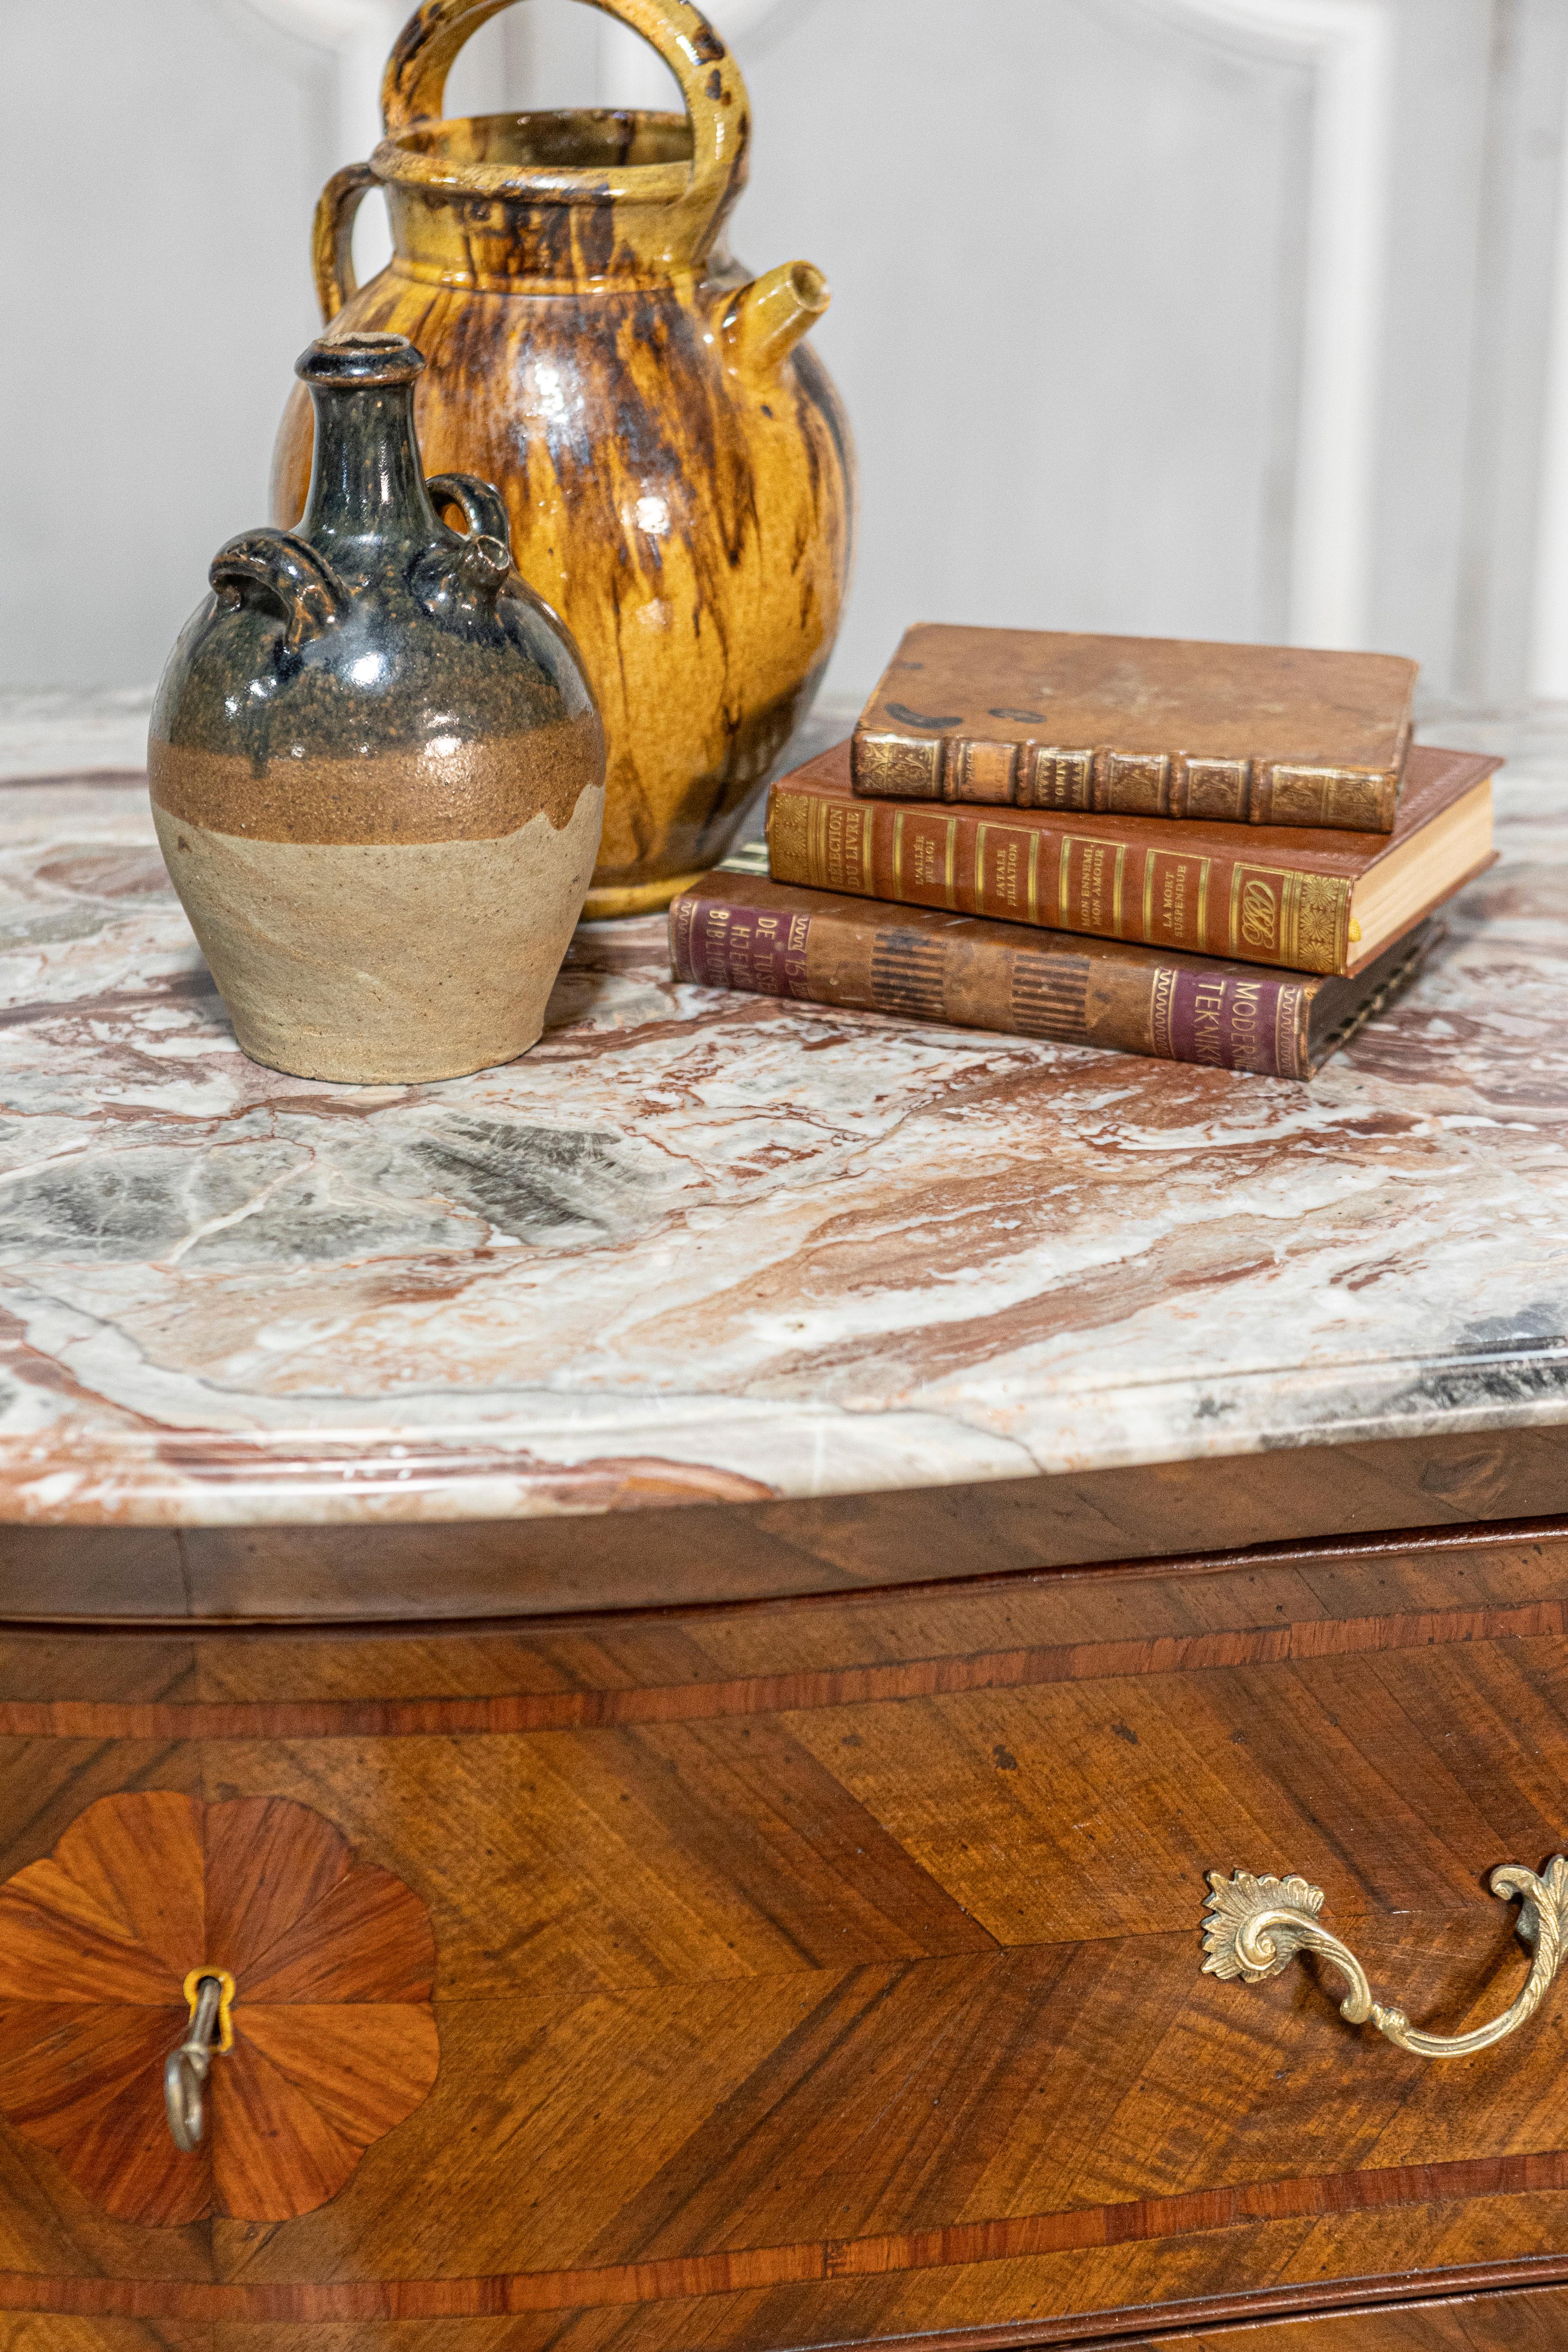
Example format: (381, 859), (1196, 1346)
(0, 692), (1565, 1523)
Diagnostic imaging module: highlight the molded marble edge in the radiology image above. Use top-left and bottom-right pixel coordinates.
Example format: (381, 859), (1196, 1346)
(2, 1362), (1568, 1524)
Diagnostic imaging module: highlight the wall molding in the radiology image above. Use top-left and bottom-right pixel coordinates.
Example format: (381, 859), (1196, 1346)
(233, 0), (400, 161)
(1122, 0), (1395, 652)
(1478, 0), (1568, 710)
(1533, 94), (1568, 700)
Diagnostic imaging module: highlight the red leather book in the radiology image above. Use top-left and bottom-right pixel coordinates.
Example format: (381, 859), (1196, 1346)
(766, 740), (1496, 977)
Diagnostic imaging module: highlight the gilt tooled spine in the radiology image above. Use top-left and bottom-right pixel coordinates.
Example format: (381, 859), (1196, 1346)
(766, 779), (1354, 974)
(670, 891), (1312, 1078)
(852, 729), (1399, 833)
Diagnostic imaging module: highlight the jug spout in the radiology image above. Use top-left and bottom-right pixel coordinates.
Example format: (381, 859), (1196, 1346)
(723, 262), (830, 380)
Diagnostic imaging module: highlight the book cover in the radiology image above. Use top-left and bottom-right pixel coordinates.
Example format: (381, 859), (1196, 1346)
(671, 869), (1437, 1081)
(853, 623), (1419, 832)
(766, 740), (1496, 977)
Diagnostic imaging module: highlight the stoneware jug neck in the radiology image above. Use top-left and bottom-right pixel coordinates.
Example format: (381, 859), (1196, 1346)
(299, 334), (439, 548)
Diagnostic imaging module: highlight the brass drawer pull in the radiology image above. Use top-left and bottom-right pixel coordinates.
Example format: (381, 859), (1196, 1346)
(163, 1969), (236, 2150)
(1203, 1860), (1568, 2059)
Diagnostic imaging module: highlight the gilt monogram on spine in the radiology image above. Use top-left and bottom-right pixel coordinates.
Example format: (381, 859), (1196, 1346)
(1230, 867), (1285, 960)
(1226, 865), (1349, 973)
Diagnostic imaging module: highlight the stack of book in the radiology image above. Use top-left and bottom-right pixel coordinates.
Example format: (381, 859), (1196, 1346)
(670, 625), (1501, 1080)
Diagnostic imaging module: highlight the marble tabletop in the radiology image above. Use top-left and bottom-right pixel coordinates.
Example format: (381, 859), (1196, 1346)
(2, 689), (1566, 1527)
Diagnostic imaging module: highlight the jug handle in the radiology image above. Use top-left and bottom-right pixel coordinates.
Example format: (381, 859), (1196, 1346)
(210, 531), (350, 653)
(427, 473), (512, 548)
(313, 160), (379, 323)
(379, 0), (748, 251)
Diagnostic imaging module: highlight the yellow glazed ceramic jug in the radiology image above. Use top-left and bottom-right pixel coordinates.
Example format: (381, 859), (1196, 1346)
(270, 0), (853, 917)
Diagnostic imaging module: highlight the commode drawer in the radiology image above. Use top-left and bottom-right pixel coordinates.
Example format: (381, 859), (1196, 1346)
(3, 1531), (1568, 2349)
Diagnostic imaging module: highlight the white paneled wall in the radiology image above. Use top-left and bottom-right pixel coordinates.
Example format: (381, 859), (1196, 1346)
(2, 0), (330, 690)
(1532, 13), (1568, 701)
(6, 0), (1568, 713)
(743, 0), (1320, 693)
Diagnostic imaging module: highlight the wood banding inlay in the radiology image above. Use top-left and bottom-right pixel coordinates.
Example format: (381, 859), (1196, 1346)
(0, 1590), (1564, 1739)
(0, 2147), (1565, 2320)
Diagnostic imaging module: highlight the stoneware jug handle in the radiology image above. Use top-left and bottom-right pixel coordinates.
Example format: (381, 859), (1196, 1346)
(209, 530), (351, 653)
(422, 473), (516, 600)
(313, 160), (379, 322)
(379, 0), (747, 250)
(427, 472), (513, 549)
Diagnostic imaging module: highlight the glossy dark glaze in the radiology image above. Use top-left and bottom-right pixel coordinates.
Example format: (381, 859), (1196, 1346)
(148, 331), (606, 1084)
(154, 334), (603, 843)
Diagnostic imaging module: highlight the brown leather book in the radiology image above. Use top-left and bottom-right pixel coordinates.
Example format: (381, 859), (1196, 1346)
(853, 623), (1420, 832)
(766, 740), (1497, 977)
(671, 867), (1438, 1081)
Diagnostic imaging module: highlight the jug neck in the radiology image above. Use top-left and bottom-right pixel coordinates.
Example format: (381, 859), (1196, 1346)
(295, 337), (438, 549)
(375, 112), (732, 293)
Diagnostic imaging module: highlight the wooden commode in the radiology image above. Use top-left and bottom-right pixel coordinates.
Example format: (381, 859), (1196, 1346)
(2, 710), (1567, 2347)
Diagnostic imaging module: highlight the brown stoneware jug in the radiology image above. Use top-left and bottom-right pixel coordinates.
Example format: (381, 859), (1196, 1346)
(153, 331), (605, 1083)
(270, 0), (853, 917)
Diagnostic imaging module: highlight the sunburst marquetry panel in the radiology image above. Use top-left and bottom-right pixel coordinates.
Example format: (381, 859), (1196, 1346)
(0, 1792), (437, 2224)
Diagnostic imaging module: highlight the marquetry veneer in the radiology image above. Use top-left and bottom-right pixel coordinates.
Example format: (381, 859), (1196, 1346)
(4, 1494), (1568, 2349)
